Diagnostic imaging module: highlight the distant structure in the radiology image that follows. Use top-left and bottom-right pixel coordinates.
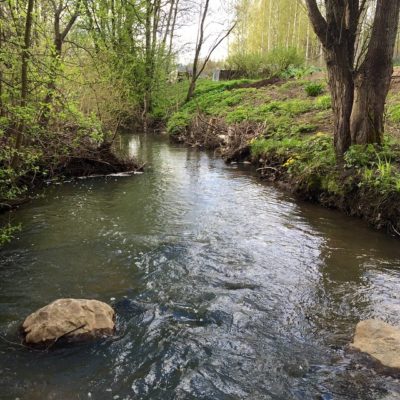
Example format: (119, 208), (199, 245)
(212, 69), (243, 81)
(169, 64), (192, 83)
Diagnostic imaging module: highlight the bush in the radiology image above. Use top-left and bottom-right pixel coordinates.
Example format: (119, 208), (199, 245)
(226, 53), (271, 79)
(265, 47), (305, 74)
(315, 95), (332, 110)
(305, 82), (324, 97)
(388, 103), (400, 123)
(227, 47), (305, 79)
(166, 110), (192, 135)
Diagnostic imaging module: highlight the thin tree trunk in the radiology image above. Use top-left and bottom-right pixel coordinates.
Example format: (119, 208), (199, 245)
(12, 0), (34, 166)
(168, 0), (179, 59)
(186, 0), (210, 102)
(0, 3), (4, 117)
(39, 1), (80, 128)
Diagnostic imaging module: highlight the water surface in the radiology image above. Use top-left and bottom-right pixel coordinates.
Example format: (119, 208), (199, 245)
(1, 134), (400, 399)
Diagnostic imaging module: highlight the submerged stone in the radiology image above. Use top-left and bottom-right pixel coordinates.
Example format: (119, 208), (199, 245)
(351, 319), (400, 370)
(22, 299), (115, 346)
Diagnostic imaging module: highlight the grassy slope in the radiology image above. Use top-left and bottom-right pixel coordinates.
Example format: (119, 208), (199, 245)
(165, 76), (400, 234)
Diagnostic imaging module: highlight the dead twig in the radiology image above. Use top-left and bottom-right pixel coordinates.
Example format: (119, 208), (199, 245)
(45, 324), (86, 351)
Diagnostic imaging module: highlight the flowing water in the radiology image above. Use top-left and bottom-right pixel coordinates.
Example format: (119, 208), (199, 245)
(1, 134), (400, 400)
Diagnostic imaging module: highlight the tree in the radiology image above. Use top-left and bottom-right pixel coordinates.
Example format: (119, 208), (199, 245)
(39, 0), (82, 127)
(186, 0), (236, 102)
(304, 0), (400, 157)
(12, 0), (34, 167)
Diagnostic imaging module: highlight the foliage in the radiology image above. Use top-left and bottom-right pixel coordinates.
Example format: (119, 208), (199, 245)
(305, 82), (324, 97)
(344, 142), (400, 193)
(226, 47), (305, 79)
(0, 223), (21, 246)
(315, 95), (332, 110)
(266, 47), (305, 74)
(231, 0), (322, 65)
(388, 103), (400, 123)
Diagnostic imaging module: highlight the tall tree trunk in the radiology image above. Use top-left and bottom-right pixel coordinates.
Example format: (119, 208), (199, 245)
(326, 48), (354, 156)
(186, 0), (210, 102)
(143, 0), (154, 132)
(0, 3), (4, 117)
(40, 1), (80, 128)
(12, 0), (34, 166)
(303, 0), (400, 158)
(350, 0), (400, 145)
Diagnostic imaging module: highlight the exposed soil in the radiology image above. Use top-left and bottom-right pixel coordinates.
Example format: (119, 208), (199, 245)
(231, 76), (283, 90)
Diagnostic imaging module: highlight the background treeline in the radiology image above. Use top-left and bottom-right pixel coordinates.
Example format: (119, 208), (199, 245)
(228, 0), (400, 78)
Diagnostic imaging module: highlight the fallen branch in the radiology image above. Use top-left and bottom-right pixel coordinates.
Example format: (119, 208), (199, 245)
(257, 166), (278, 172)
(45, 324), (86, 351)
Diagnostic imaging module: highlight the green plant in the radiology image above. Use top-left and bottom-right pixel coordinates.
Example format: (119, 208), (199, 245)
(305, 82), (324, 97)
(315, 95), (332, 110)
(266, 47), (305, 74)
(388, 103), (400, 123)
(166, 110), (192, 135)
(0, 223), (21, 246)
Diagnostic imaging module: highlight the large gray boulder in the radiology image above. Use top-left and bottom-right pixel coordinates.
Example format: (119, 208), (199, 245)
(351, 319), (400, 370)
(22, 299), (115, 346)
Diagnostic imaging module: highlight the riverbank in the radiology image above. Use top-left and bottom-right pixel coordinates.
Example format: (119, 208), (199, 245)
(166, 77), (400, 236)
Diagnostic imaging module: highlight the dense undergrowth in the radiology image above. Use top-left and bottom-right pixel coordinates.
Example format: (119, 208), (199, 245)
(166, 77), (400, 235)
(0, 111), (138, 246)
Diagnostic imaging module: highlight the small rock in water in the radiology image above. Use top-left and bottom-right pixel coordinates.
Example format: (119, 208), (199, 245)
(351, 319), (400, 370)
(21, 299), (115, 346)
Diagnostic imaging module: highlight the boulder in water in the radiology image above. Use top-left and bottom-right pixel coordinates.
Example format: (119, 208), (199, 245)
(22, 299), (115, 346)
(351, 319), (400, 370)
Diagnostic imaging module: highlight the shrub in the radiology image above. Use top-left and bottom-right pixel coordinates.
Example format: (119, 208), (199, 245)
(226, 53), (271, 79)
(266, 47), (305, 74)
(305, 82), (324, 97)
(166, 110), (191, 135)
(227, 47), (305, 79)
(315, 95), (332, 110)
(388, 103), (400, 123)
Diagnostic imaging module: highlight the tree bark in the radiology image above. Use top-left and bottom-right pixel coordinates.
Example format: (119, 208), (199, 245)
(304, 0), (400, 158)
(12, 0), (34, 166)
(350, 0), (400, 145)
(40, 0), (80, 128)
(325, 48), (354, 157)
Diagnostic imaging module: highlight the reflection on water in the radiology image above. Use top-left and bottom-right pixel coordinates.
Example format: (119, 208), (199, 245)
(1, 134), (400, 399)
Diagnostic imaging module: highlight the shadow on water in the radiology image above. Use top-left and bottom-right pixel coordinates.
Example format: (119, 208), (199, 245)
(1, 133), (400, 399)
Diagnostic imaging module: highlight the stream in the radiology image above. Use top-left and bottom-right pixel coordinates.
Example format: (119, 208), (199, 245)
(1, 134), (400, 399)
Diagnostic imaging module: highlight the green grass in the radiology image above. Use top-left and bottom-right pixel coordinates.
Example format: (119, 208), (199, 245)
(166, 79), (329, 136)
(305, 82), (325, 97)
(251, 132), (400, 196)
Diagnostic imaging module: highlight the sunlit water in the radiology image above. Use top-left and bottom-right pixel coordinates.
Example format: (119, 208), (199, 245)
(1, 134), (400, 399)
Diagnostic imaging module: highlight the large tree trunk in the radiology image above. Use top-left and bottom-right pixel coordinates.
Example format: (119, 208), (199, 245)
(350, 0), (400, 145)
(305, 0), (400, 159)
(326, 48), (354, 156)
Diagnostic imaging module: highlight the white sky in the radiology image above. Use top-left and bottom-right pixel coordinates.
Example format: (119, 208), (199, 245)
(175, 0), (234, 64)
